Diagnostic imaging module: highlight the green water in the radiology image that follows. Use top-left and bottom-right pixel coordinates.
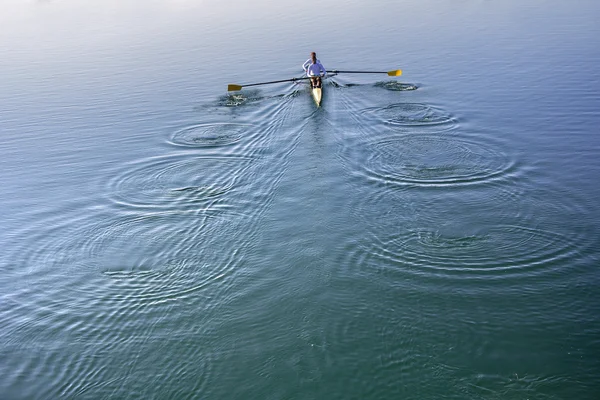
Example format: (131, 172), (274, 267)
(1, 0), (599, 398)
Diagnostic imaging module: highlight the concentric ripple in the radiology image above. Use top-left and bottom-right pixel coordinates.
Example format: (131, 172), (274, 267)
(340, 225), (584, 284)
(341, 133), (515, 187)
(1, 206), (245, 284)
(169, 123), (253, 148)
(1, 206), (246, 359)
(374, 81), (418, 91)
(1, 252), (227, 398)
(365, 103), (455, 127)
(95, 253), (238, 306)
(105, 153), (256, 212)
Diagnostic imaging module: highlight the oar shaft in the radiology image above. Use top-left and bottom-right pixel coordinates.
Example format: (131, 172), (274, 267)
(327, 70), (386, 74)
(229, 76), (313, 91)
(243, 77), (310, 87)
(327, 69), (402, 76)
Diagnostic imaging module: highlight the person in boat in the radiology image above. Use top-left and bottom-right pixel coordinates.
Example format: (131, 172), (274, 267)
(302, 52), (326, 89)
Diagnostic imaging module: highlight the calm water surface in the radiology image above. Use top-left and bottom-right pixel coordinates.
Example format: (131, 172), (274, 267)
(1, 0), (600, 398)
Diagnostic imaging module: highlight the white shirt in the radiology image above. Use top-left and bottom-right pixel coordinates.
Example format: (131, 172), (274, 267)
(302, 58), (327, 77)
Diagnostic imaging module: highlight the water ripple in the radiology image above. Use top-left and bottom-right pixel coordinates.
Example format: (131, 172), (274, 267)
(216, 89), (264, 107)
(374, 81), (419, 91)
(341, 225), (584, 285)
(365, 103), (456, 127)
(105, 153), (256, 212)
(341, 132), (516, 188)
(1, 206), (243, 397)
(169, 123), (253, 148)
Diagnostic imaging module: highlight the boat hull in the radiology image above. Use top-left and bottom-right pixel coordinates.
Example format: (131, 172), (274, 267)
(311, 86), (322, 106)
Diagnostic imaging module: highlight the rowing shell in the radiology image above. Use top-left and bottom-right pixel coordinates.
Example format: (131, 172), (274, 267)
(309, 77), (323, 106)
(311, 85), (322, 106)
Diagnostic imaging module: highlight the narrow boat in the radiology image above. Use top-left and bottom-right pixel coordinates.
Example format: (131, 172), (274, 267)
(227, 69), (402, 106)
(310, 80), (323, 107)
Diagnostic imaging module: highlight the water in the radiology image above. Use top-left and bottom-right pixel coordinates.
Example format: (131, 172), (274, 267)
(1, 0), (600, 398)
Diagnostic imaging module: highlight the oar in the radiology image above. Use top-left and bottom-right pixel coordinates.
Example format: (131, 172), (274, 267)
(228, 76), (313, 91)
(327, 69), (402, 76)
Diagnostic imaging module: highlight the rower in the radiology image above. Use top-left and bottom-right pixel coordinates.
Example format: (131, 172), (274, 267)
(302, 52), (326, 89)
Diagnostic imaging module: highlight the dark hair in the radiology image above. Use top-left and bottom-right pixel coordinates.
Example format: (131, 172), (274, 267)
(311, 52), (317, 62)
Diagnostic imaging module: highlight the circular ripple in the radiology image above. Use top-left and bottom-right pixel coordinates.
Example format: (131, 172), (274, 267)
(365, 103), (455, 127)
(343, 225), (583, 283)
(169, 123), (253, 148)
(2, 251), (224, 398)
(95, 256), (236, 305)
(374, 81), (418, 91)
(342, 134), (515, 188)
(2, 208), (235, 282)
(106, 153), (255, 212)
(1, 208), (244, 352)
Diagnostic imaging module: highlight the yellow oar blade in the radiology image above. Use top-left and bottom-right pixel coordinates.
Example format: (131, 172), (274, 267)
(228, 84), (243, 91)
(387, 69), (402, 76)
